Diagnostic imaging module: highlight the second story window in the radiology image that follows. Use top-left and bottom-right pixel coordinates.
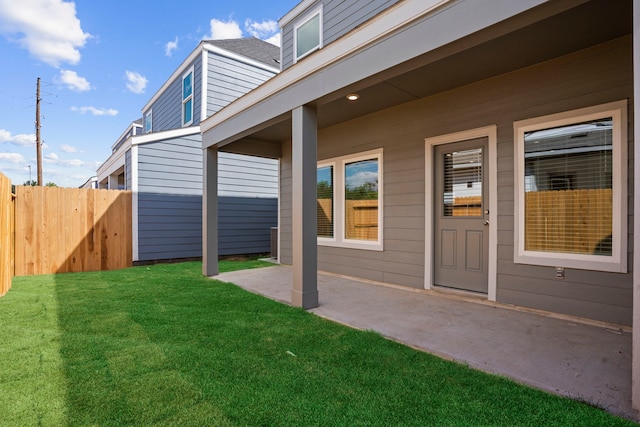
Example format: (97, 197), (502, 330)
(144, 110), (152, 133)
(182, 67), (194, 126)
(295, 6), (322, 62)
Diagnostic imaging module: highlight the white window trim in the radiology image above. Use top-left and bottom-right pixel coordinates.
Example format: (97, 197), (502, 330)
(182, 66), (194, 127)
(318, 148), (383, 251)
(144, 109), (152, 133)
(513, 100), (628, 273)
(294, 5), (323, 63)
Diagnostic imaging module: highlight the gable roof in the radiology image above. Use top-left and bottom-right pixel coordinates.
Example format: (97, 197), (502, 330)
(206, 37), (280, 68)
(142, 37), (280, 113)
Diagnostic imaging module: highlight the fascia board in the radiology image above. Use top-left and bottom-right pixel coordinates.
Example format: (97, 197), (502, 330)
(279, 0), (316, 27)
(203, 44), (280, 74)
(130, 126), (201, 145)
(111, 122), (143, 150)
(97, 140), (129, 179)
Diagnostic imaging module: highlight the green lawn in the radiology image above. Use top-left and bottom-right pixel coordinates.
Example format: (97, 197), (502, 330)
(0, 261), (635, 426)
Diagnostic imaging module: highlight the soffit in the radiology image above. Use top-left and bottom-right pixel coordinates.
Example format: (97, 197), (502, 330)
(227, 0), (631, 147)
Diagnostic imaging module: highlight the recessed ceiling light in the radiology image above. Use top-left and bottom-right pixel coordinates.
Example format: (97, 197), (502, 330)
(346, 93), (359, 101)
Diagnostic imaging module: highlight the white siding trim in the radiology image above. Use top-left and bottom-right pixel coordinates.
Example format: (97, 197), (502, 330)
(110, 122), (141, 151)
(182, 65), (195, 127)
(131, 145), (139, 262)
(277, 160), (282, 263)
(424, 125), (498, 301)
(130, 126), (200, 145)
(201, 50), (209, 122)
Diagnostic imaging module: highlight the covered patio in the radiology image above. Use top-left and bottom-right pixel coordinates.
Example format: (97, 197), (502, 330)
(215, 264), (634, 420)
(201, 0), (640, 415)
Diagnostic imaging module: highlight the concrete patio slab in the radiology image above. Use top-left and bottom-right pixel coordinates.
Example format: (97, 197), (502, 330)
(213, 264), (635, 421)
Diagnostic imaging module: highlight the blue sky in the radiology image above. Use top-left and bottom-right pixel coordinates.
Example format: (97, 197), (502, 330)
(0, 0), (299, 187)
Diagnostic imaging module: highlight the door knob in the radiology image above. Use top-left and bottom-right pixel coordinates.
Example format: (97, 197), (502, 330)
(483, 220), (489, 226)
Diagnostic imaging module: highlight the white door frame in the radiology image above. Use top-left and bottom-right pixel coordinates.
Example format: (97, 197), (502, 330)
(425, 125), (498, 301)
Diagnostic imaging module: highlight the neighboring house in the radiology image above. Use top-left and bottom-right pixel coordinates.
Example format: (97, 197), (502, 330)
(80, 176), (98, 189)
(201, 0), (640, 408)
(97, 37), (280, 263)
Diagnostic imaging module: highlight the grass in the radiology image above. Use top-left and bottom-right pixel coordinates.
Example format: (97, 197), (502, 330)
(0, 261), (635, 426)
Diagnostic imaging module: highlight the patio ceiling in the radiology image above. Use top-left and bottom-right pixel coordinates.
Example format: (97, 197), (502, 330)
(221, 0), (631, 152)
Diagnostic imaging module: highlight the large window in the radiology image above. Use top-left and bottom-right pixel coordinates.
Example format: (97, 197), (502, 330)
(295, 6), (322, 62)
(182, 67), (194, 126)
(514, 101), (627, 272)
(317, 149), (383, 250)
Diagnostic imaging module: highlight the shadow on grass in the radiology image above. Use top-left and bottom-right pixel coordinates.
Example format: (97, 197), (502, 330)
(48, 262), (638, 426)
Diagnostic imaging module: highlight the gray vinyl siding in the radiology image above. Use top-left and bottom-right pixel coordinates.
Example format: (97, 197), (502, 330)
(136, 135), (278, 261)
(219, 153), (279, 198)
(137, 134), (202, 261)
(206, 52), (277, 117)
(219, 196), (278, 255)
(144, 55), (202, 132)
(280, 0), (399, 70)
(279, 36), (633, 325)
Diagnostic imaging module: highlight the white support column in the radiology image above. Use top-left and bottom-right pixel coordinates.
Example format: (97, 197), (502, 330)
(291, 105), (319, 309)
(203, 145), (219, 277)
(107, 174), (117, 190)
(632, 0), (640, 411)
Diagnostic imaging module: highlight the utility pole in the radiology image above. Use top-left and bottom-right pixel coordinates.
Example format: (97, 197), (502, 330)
(36, 77), (43, 186)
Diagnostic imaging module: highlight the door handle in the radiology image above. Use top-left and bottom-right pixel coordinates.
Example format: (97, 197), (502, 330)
(483, 220), (489, 226)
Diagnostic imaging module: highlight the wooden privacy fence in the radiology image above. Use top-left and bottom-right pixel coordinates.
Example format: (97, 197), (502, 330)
(525, 189), (612, 255)
(14, 186), (132, 276)
(0, 173), (14, 296)
(317, 198), (379, 240)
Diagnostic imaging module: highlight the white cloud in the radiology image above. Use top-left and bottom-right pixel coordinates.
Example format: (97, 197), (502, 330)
(0, 0), (91, 67)
(125, 70), (148, 94)
(245, 19), (278, 40)
(207, 18), (242, 40)
(0, 129), (35, 147)
(165, 36), (178, 57)
(0, 152), (25, 164)
(60, 144), (76, 153)
(265, 33), (280, 47)
(59, 69), (91, 91)
(71, 106), (118, 116)
(346, 171), (378, 189)
(43, 155), (89, 168)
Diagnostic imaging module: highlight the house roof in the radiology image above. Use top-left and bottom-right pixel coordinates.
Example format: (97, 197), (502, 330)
(142, 37), (280, 114)
(205, 37), (280, 68)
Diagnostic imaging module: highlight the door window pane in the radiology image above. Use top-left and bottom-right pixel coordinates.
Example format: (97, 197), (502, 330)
(317, 165), (333, 238)
(443, 148), (483, 217)
(345, 159), (378, 241)
(524, 118), (612, 255)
